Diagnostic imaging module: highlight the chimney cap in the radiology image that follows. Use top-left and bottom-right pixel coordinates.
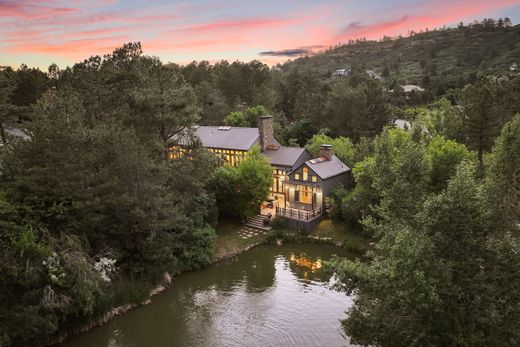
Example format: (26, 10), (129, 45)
(259, 115), (273, 119)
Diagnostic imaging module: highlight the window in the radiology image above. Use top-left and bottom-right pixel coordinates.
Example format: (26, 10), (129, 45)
(295, 173), (300, 180)
(312, 176), (318, 183)
(303, 167), (308, 181)
(297, 185), (312, 204)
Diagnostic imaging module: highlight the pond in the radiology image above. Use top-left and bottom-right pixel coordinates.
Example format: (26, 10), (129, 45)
(59, 244), (356, 347)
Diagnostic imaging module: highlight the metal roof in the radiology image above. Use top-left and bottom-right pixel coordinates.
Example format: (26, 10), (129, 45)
(302, 155), (350, 180)
(264, 147), (309, 168)
(193, 126), (260, 151)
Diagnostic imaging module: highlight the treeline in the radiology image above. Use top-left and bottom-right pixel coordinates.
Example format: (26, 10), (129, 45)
(0, 43), (220, 346)
(289, 18), (520, 97)
(328, 115), (520, 346)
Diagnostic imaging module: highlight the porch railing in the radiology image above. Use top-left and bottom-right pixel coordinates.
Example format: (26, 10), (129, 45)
(276, 206), (322, 221)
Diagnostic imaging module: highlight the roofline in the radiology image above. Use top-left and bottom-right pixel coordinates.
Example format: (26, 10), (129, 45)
(318, 169), (351, 180)
(287, 155), (351, 180)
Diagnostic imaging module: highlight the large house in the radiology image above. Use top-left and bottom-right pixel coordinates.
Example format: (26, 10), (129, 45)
(169, 116), (351, 229)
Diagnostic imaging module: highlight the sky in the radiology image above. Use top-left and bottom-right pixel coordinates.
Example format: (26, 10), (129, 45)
(1, 0), (520, 70)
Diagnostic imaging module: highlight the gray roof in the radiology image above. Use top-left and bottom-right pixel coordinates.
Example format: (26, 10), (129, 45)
(304, 155), (350, 180)
(393, 119), (411, 130)
(264, 147), (308, 167)
(3, 125), (31, 141)
(193, 126), (260, 151)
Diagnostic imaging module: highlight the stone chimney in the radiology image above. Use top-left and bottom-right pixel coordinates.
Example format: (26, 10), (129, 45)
(319, 144), (333, 161)
(258, 115), (274, 152)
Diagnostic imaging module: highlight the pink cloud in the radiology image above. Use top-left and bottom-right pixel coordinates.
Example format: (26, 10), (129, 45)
(0, 1), (79, 19)
(7, 35), (130, 59)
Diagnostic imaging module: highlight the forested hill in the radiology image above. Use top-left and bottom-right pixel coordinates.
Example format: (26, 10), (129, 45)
(282, 19), (520, 90)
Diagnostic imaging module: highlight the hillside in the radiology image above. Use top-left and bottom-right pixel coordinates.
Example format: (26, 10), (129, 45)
(283, 21), (520, 90)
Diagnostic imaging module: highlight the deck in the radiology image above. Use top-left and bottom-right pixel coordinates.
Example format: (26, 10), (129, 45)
(276, 206), (322, 222)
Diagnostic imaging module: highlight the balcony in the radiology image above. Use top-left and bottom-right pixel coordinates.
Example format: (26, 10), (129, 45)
(276, 206), (322, 221)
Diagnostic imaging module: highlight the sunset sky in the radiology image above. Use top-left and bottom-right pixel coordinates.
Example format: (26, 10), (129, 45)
(1, 0), (520, 69)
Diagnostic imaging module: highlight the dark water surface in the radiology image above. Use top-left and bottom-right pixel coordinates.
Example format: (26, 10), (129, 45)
(59, 244), (356, 347)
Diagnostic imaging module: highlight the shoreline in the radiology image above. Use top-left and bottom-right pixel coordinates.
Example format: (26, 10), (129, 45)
(45, 236), (271, 347)
(45, 230), (354, 347)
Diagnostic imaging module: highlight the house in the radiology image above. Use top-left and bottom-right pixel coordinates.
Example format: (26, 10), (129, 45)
(331, 68), (352, 77)
(393, 119), (411, 130)
(0, 124), (31, 146)
(278, 144), (351, 230)
(366, 69), (383, 80)
(402, 84), (425, 93)
(169, 116), (351, 229)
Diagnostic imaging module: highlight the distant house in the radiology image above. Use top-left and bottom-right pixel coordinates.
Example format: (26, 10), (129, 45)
(0, 124), (31, 146)
(169, 116), (351, 230)
(393, 119), (412, 130)
(331, 68), (351, 77)
(366, 69), (383, 80)
(402, 84), (425, 93)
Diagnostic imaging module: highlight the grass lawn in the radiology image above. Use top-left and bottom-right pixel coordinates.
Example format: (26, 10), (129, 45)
(310, 219), (373, 253)
(212, 219), (271, 261)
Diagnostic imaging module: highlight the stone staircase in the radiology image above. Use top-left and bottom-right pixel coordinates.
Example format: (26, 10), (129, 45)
(246, 214), (272, 231)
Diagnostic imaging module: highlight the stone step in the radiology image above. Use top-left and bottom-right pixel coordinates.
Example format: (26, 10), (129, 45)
(246, 215), (272, 231)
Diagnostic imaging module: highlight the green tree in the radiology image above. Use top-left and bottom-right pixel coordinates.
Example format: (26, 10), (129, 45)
(339, 128), (429, 230)
(276, 118), (318, 147)
(130, 57), (200, 158)
(320, 78), (390, 141)
(306, 134), (356, 166)
(0, 68), (16, 145)
(223, 105), (269, 128)
(212, 147), (272, 220)
(224, 111), (249, 127)
(416, 98), (463, 141)
(460, 79), (501, 166)
(426, 135), (473, 192)
(486, 114), (520, 229)
(329, 162), (520, 346)
(244, 105), (269, 126)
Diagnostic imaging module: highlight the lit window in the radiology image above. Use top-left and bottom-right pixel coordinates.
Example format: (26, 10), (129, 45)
(295, 174), (300, 180)
(297, 185), (312, 204)
(303, 167), (308, 181)
(312, 176), (317, 183)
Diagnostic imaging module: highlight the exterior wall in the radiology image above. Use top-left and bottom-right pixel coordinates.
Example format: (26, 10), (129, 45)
(321, 172), (349, 198)
(285, 164), (323, 210)
(206, 147), (250, 166)
(292, 151), (312, 171)
(270, 165), (290, 196)
(282, 215), (322, 232)
(168, 145), (251, 166)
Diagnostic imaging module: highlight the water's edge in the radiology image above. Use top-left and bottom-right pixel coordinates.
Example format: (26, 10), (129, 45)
(44, 236), (344, 347)
(44, 239), (269, 346)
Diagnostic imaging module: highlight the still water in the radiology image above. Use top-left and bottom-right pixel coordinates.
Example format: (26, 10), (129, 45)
(59, 244), (356, 347)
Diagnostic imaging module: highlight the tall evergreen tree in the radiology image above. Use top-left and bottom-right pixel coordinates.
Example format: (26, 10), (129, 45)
(460, 78), (501, 166)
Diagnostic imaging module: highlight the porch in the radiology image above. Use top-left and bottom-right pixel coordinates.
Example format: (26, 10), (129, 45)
(276, 206), (322, 221)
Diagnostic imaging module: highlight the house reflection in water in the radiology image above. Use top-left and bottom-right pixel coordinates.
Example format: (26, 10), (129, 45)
(288, 253), (326, 281)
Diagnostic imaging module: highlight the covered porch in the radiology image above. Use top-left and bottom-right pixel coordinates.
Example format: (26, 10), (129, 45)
(278, 182), (324, 222)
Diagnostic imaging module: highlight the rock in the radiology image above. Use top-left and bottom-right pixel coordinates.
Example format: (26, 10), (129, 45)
(149, 285), (165, 297)
(163, 272), (172, 284)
